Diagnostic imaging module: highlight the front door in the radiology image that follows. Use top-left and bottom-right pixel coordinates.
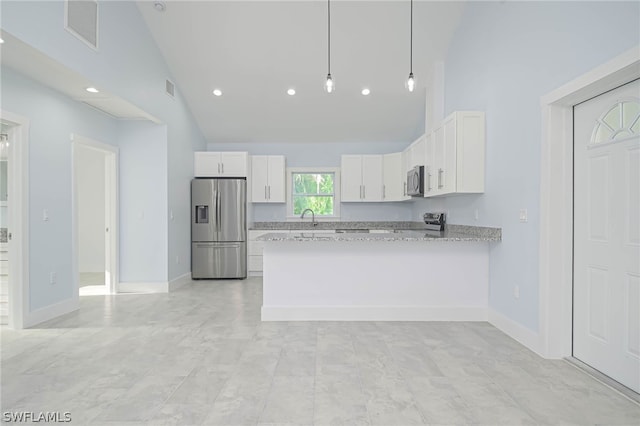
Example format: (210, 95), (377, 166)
(573, 79), (640, 393)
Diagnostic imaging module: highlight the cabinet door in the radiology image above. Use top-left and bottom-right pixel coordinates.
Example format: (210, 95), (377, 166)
(411, 136), (426, 167)
(267, 156), (286, 202)
(251, 156), (269, 202)
(220, 152), (248, 177)
(442, 116), (457, 194)
(341, 155), (363, 202)
(424, 131), (436, 196)
(455, 112), (485, 193)
(362, 155), (383, 201)
(194, 152), (221, 177)
(383, 153), (403, 201)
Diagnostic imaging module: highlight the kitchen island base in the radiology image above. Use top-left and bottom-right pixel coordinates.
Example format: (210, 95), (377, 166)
(261, 240), (490, 321)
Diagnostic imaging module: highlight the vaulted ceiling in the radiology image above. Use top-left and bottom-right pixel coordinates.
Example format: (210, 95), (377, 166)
(138, 1), (465, 144)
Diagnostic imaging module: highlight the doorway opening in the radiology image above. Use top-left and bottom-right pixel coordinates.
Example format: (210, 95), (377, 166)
(0, 110), (29, 329)
(71, 134), (118, 297)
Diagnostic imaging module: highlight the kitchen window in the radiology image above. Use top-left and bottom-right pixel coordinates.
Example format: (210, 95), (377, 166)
(287, 167), (341, 219)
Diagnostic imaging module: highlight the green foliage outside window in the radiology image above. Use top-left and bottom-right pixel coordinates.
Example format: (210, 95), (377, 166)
(292, 173), (335, 216)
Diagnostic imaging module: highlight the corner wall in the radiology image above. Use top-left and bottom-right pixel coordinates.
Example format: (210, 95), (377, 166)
(416, 1), (640, 332)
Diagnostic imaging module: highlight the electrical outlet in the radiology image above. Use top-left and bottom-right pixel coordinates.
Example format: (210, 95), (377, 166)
(514, 285), (520, 299)
(138, 210), (144, 220)
(43, 209), (49, 221)
(49, 272), (56, 285)
(519, 209), (528, 223)
(170, 210), (174, 220)
(176, 255), (180, 264)
(474, 209), (479, 221)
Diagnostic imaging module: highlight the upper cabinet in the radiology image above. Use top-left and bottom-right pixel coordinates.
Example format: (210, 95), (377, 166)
(341, 155), (383, 202)
(251, 155), (286, 203)
(194, 151), (248, 177)
(382, 153), (406, 202)
(404, 135), (426, 170)
(428, 111), (485, 197)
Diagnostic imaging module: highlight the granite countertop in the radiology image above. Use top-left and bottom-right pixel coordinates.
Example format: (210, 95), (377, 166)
(250, 221), (424, 231)
(256, 224), (501, 243)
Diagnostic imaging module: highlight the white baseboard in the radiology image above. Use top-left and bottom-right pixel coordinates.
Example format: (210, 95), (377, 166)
(118, 281), (168, 294)
(25, 297), (79, 328)
(488, 308), (544, 357)
(168, 273), (192, 292)
(261, 306), (488, 322)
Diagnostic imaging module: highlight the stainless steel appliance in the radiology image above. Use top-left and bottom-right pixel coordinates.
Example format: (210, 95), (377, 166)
(407, 166), (424, 197)
(191, 178), (247, 279)
(423, 212), (446, 231)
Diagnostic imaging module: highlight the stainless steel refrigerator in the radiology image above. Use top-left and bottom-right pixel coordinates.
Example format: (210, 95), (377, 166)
(191, 178), (247, 279)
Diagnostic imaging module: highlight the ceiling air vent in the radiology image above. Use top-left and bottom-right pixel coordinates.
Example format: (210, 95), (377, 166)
(65, 0), (98, 50)
(165, 79), (175, 98)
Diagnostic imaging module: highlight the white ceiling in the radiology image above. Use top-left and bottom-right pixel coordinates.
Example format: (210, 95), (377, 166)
(138, 1), (465, 144)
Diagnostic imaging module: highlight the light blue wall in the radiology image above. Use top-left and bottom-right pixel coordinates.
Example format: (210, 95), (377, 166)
(415, 1), (640, 331)
(117, 122), (168, 283)
(1, 1), (207, 285)
(1, 68), (119, 311)
(208, 142), (414, 222)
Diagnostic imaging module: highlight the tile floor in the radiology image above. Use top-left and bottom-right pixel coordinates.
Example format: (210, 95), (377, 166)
(1, 277), (639, 425)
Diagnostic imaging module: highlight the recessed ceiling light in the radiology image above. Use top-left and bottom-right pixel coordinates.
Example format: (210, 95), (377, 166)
(213, 89), (222, 97)
(287, 88), (296, 96)
(85, 87), (99, 93)
(361, 88), (371, 96)
(154, 2), (166, 12)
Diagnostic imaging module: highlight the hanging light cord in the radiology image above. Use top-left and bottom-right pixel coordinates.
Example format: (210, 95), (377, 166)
(410, 0), (413, 74)
(328, 0), (331, 75)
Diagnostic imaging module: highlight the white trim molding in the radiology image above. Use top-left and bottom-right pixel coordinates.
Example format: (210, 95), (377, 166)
(538, 46), (640, 359)
(488, 308), (543, 357)
(24, 297), (78, 328)
(118, 281), (168, 294)
(0, 110), (30, 330)
(262, 306), (488, 322)
(168, 273), (192, 292)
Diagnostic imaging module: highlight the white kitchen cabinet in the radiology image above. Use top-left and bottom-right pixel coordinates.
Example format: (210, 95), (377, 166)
(251, 155), (285, 203)
(194, 151), (248, 177)
(429, 111), (485, 197)
(424, 131), (436, 196)
(341, 155), (383, 202)
(382, 152), (404, 202)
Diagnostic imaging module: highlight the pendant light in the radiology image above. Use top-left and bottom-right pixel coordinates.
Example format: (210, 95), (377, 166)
(324, 0), (334, 93)
(406, 0), (415, 92)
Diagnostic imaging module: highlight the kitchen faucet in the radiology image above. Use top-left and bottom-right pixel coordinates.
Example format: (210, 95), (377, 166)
(300, 208), (317, 227)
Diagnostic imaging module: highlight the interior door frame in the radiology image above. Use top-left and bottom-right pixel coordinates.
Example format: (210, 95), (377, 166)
(539, 46), (640, 358)
(71, 134), (119, 295)
(0, 110), (30, 330)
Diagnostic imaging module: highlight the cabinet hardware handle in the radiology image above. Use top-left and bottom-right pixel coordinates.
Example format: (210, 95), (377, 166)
(265, 186), (267, 200)
(383, 185), (386, 199)
(438, 168), (444, 189)
(217, 163), (221, 174)
(221, 163), (224, 174)
(363, 186), (366, 199)
(427, 173), (432, 191)
(268, 186), (271, 199)
(403, 182), (407, 196)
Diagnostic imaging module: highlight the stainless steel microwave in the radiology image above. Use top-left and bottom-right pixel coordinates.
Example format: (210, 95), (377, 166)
(407, 166), (424, 197)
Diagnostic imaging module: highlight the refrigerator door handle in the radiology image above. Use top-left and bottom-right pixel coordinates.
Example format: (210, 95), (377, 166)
(194, 242), (241, 248)
(217, 189), (222, 232)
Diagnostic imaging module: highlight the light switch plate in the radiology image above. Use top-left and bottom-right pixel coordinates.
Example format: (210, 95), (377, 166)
(519, 209), (528, 223)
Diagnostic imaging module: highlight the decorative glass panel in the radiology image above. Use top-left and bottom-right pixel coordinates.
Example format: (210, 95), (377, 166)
(591, 99), (640, 145)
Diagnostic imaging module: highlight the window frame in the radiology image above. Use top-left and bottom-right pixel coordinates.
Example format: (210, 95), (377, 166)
(286, 167), (341, 220)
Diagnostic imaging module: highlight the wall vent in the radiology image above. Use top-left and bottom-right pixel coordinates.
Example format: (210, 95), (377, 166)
(165, 79), (176, 98)
(65, 0), (98, 50)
